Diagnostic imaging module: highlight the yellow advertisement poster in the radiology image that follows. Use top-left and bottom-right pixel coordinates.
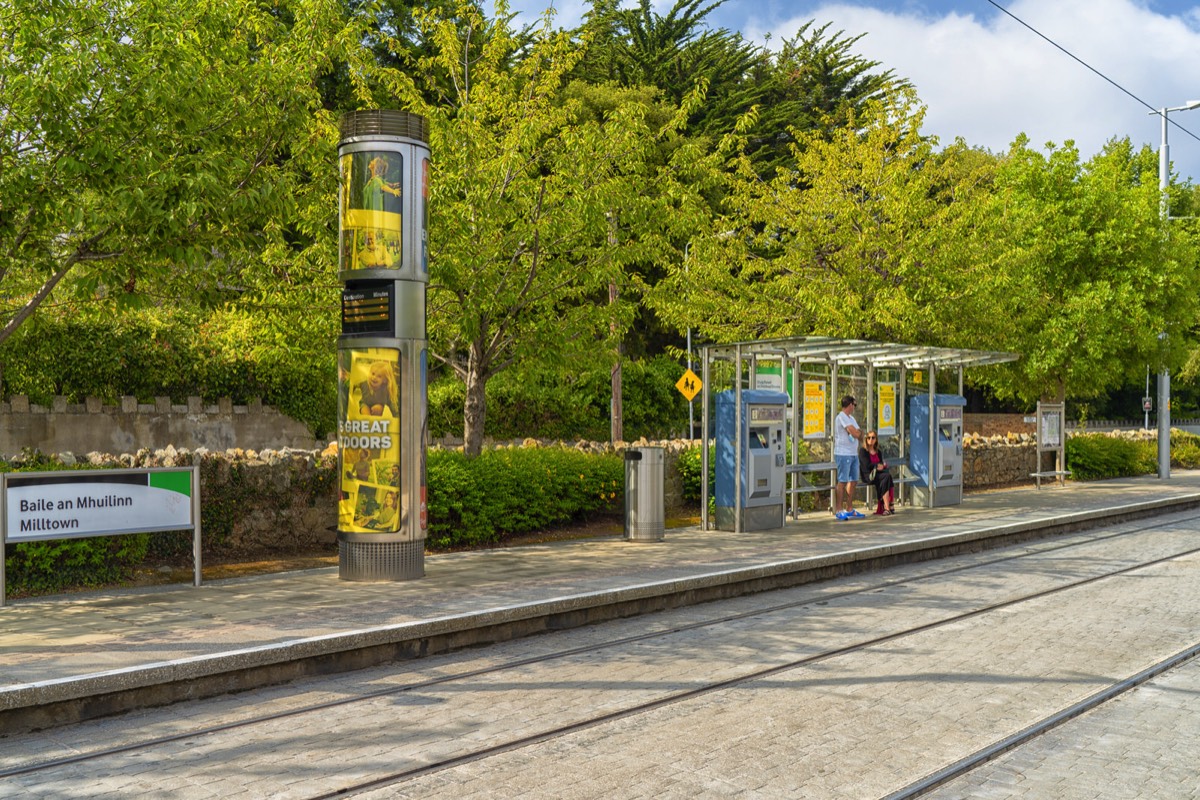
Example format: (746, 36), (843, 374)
(802, 381), (827, 440)
(338, 347), (403, 533)
(339, 151), (404, 271)
(877, 382), (897, 436)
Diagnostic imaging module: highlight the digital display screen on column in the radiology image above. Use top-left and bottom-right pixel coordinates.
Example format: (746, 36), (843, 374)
(341, 282), (394, 335)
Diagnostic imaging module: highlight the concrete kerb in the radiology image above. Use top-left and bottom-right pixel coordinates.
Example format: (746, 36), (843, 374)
(4, 490), (1200, 733)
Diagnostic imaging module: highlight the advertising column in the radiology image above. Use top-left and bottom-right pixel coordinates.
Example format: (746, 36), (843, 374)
(336, 110), (429, 581)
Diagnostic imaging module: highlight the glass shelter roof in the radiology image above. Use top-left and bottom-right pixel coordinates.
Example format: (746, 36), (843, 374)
(703, 336), (1020, 369)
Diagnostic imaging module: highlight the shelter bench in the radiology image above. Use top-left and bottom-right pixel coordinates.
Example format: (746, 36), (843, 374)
(785, 461), (837, 493)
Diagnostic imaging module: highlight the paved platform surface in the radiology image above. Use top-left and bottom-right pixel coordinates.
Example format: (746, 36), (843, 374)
(4, 472), (1200, 729)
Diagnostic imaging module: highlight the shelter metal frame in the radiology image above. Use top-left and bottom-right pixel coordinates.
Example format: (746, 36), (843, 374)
(700, 337), (1020, 532)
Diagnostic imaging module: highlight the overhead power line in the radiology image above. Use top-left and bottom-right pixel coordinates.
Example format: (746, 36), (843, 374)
(985, 0), (1200, 146)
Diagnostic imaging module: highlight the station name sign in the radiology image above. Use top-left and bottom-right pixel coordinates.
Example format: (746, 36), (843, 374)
(3, 469), (196, 543)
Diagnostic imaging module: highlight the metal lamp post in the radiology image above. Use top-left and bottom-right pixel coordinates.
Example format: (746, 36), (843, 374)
(684, 241), (693, 439)
(1150, 100), (1200, 480)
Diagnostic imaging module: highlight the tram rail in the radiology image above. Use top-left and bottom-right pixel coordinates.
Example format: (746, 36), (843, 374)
(5, 513), (1200, 797)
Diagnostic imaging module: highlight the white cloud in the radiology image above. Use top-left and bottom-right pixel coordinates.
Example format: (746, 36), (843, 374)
(753, 0), (1200, 180)
(505, 0), (1200, 180)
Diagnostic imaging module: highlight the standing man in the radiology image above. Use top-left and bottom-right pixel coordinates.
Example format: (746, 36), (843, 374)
(834, 395), (864, 520)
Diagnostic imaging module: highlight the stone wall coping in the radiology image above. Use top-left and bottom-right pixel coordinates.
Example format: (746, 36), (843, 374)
(2, 395), (276, 416)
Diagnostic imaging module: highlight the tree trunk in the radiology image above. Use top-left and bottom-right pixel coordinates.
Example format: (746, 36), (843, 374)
(462, 348), (488, 458)
(610, 280), (623, 443)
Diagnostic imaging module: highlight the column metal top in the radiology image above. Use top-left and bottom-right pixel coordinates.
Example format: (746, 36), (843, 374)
(339, 110), (429, 144)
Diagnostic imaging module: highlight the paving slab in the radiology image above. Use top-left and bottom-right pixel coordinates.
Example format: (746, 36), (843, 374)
(3, 472), (1200, 732)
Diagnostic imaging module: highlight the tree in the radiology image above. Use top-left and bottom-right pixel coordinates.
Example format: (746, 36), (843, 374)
(0, 0), (365, 347)
(976, 137), (1200, 405)
(573, 0), (761, 139)
(569, 0), (759, 438)
(648, 92), (997, 345)
(385, 1), (712, 455)
(573, 6), (904, 172)
(650, 92), (1200, 408)
(746, 23), (907, 174)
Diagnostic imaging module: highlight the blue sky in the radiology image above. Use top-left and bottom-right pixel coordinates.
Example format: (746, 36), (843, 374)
(507, 0), (1200, 182)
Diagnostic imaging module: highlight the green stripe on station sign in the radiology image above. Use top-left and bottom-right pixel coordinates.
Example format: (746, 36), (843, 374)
(149, 470), (192, 497)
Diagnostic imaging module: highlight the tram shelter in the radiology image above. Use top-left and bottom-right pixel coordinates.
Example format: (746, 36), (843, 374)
(700, 337), (1020, 532)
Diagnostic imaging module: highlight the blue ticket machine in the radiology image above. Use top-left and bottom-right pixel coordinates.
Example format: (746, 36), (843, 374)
(715, 389), (789, 531)
(908, 394), (966, 507)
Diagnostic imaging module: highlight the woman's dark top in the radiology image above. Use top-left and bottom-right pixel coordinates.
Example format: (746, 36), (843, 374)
(858, 447), (887, 484)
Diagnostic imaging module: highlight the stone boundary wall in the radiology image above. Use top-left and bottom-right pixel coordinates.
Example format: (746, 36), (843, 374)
(4, 430), (1161, 558)
(965, 413), (1033, 437)
(0, 395), (321, 457)
(962, 429), (1160, 487)
(962, 433), (1041, 487)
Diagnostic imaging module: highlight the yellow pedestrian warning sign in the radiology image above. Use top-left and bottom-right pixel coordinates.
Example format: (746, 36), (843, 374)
(676, 369), (702, 402)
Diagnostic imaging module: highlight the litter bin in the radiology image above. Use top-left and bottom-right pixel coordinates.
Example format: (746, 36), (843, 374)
(624, 447), (665, 542)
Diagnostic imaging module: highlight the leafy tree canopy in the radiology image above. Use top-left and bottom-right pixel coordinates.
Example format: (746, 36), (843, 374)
(572, 3), (905, 172)
(380, 0), (716, 454)
(648, 91), (996, 346)
(572, 0), (761, 138)
(747, 22), (907, 173)
(0, 0), (368, 346)
(977, 136), (1200, 404)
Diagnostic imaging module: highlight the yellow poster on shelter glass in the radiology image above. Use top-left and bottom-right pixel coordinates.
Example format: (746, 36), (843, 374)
(802, 381), (826, 440)
(877, 383), (896, 436)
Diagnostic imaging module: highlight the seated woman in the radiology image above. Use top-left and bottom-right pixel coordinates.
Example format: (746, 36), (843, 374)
(858, 431), (896, 516)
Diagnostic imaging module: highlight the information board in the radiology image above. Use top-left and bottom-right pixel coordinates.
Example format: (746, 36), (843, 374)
(1040, 407), (1062, 447)
(2, 467), (201, 605)
(4, 470), (195, 543)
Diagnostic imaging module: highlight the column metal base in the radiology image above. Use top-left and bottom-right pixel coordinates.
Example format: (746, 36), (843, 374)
(337, 533), (424, 581)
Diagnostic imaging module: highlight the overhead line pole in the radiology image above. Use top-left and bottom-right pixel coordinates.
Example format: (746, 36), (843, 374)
(1151, 100), (1200, 480)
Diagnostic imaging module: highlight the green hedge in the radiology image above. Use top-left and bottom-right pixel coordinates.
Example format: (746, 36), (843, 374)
(1172, 432), (1200, 470)
(1065, 431), (1200, 480)
(0, 307), (339, 436)
(425, 446), (623, 549)
(677, 444), (712, 505)
(1065, 435), (1154, 480)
